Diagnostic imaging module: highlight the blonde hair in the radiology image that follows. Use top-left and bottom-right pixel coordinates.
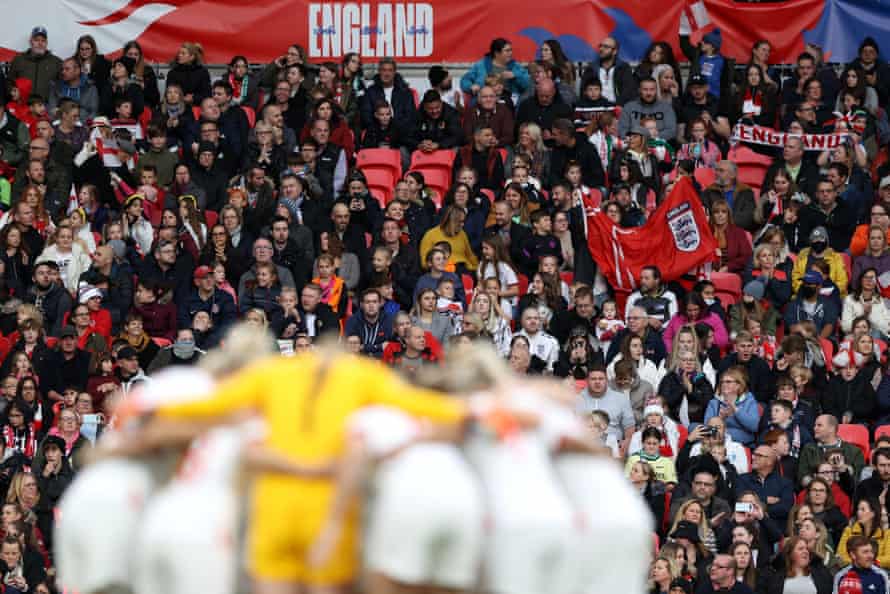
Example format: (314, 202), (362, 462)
(200, 323), (276, 376)
(176, 42), (204, 65)
(670, 499), (712, 543)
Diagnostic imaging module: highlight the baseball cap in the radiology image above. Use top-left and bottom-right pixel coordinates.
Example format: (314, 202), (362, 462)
(880, 176), (890, 190)
(688, 74), (708, 87)
(802, 270), (824, 285)
(59, 326), (77, 339)
(42, 435), (65, 452)
(31, 26), (47, 39)
(117, 346), (139, 360)
(809, 226), (828, 243)
(193, 265), (212, 280)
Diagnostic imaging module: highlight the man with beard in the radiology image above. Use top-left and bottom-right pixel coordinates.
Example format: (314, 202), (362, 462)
(618, 77), (677, 141)
(25, 261), (72, 337)
(580, 36), (637, 105)
(9, 27), (61, 100)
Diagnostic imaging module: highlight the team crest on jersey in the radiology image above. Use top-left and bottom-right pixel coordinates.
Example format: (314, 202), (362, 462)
(667, 202), (700, 252)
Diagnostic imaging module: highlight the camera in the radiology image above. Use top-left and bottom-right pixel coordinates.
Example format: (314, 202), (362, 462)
(735, 502), (753, 514)
(704, 426), (718, 437)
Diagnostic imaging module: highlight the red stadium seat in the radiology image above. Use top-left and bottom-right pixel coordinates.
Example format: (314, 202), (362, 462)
(560, 271), (574, 286)
(711, 272), (742, 308)
(410, 169), (450, 208)
(204, 210), (218, 228)
(838, 424), (870, 461)
(517, 273), (529, 296)
(728, 145), (772, 189)
(410, 149), (456, 175)
(462, 274), (474, 306)
(694, 167), (716, 188)
(876, 425), (890, 441)
(821, 338), (835, 372)
(362, 168), (398, 195)
(152, 337), (172, 347)
(481, 188), (495, 204)
(676, 424), (688, 451)
(410, 87), (420, 108)
(356, 148), (403, 183)
(369, 187), (387, 208)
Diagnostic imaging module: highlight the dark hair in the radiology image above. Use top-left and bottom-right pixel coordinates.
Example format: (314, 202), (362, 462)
(642, 426), (663, 442)
(488, 38), (511, 58)
(212, 80), (233, 96)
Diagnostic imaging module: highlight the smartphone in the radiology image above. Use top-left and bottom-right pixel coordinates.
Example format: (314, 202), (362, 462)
(735, 502), (753, 514)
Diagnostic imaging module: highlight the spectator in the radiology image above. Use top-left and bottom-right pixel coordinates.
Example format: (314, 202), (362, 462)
(360, 58), (417, 131)
(549, 118), (605, 189)
(8, 27), (62, 101)
(453, 125), (505, 191)
(785, 270), (840, 338)
(799, 414), (865, 490)
(343, 288), (393, 358)
(74, 35), (111, 90)
(165, 42), (211, 107)
(705, 366), (761, 447)
(762, 136), (821, 202)
(848, 37), (890, 107)
(618, 77), (677, 142)
(836, 498), (890, 568)
(460, 38), (530, 98)
(47, 59), (98, 123)
(515, 80), (572, 140)
(179, 265), (237, 330)
(664, 292), (729, 353)
(736, 445), (794, 526)
(409, 90), (464, 152)
(462, 86), (514, 148)
(576, 364), (635, 449)
(147, 327), (205, 373)
(580, 36), (636, 105)
(791, 227), (848, 298)
(99, 57), (144, 119)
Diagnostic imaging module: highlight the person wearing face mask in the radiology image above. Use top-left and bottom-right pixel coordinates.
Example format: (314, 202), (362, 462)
(784, 271), (840, 339)
(729, 281), (779, 337)
(146, 328), (205, 373)
(791, 226), (849, 298)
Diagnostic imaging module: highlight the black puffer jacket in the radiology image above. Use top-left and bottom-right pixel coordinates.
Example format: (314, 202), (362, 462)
(657, 371), (715, 424)
(165, 62), (212, 105)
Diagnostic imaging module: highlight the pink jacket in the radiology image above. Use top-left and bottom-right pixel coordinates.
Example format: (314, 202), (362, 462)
(663, 311), (729, 352)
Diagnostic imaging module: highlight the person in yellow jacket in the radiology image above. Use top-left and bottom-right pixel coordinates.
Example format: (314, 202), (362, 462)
(836, 497), (890, 568)
(791, 226), (848, 297)
(156, 347), (468, 594)
(419, 206), (480, 271)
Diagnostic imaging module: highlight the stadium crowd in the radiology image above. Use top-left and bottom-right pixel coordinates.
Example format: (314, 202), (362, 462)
(0, 15), (886, 594)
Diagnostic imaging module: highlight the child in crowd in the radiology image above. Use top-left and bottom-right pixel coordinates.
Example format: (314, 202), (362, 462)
(313, 254), (346, 314)
(596, 298), (625, 355)
(435, 277), (464, 332)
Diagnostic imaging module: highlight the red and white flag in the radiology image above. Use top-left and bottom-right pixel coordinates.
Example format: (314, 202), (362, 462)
(679, 0), (713, 41)
(66, 184), (78, 215)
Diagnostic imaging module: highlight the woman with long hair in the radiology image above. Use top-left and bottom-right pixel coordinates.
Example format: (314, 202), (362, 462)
(198, 224), (247, 285)
(156, 83), (195, 147)
(730, 63), (779, 128)
(729, 541), (758, 591)
(477, 235), (520, 315)
(539, 39), (575, 87)
(410, 288), (454, 346)
(100, 56), (144, 118)
(516, 271), (565, 328)
(507, 122), (550, 181)
(419, 205), (479, 273)
(663, 292), (729, 353)
(647, 556), (679, 594)
(835, 66), (880, 115)
(709, 198), (752, 273)
(316, 61), (359, 131)
(398, 172), (438, 233)
(608, 333), (661, 390)
(74, 35), (111, 90)
(657, 338), (714, 425)
(797, 518), (834, 568)
(636, 42), (683, 94)
(301, 97), (356, 160)
(704, 366), (760, 446)
(666, 498), (715, 553)
(765, 536), (833, 594)
(502, 182), (534, 226)
(469, 291), (512, 356)
(803, 476), (848, 545)
(122, 40), (160, 107)
(628, 460), (667, 537)
(226, 55), (258, 109)
(0, 224), (31, 297)
(836, 497), (890, 567)
(177, 195), (207, 258)
(841, 267), (890, 339)
(443, 178), (490, 254)
(165, 42), (211, 106)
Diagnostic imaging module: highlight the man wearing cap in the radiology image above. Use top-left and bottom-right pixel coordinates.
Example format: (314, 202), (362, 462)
(409, 90), (464, 152)
(47, 58), (98, 123)
(9, 27), (62, 101)
(360, 58), (417, 131)
(548, 118), (605, 189)
(791, 226), (848, 297)
(785, 269), (840, 338)
(79, 244), (133, 333)
(678, 74), (720, 142)
(799, 177), (857, 253)
(178, 265), (236, 330)
(53, 327), (91, 391)
(618, 77), (677, 141)
(14, 135), (71, 209)
(115, 346), (149, 393)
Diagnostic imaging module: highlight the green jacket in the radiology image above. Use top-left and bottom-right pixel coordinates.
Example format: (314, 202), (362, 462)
(797, 439), (865, 486)
(0, 113), (31, 168)
(9, 50), (62, 100)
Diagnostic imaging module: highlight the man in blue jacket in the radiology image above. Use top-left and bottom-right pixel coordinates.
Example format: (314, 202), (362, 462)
(343, 288), (394, 358)
(360, 58), (417, 131)
(178, 266), (237, 330)
(735, 445), (794, 526)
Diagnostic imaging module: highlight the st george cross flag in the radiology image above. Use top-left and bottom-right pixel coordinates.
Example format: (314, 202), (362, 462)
(586, 177), (717, 290)
(679, 0), (713, 42)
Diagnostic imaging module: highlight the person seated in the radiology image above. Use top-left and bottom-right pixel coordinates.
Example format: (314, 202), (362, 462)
(625, 427), (678, 488)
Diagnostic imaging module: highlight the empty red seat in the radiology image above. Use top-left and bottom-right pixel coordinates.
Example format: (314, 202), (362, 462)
(838, 424), (871, 461)
(410, 149), (456, 174)
(711, 272), (742, 308)
(356, 149), (403, 183)
(694, 166), (716, 188)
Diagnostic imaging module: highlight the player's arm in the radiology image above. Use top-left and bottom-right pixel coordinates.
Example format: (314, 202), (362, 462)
(156, 361), (269, 420)
(242, 444), (334, 478)
(360, 358), (468, 424)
